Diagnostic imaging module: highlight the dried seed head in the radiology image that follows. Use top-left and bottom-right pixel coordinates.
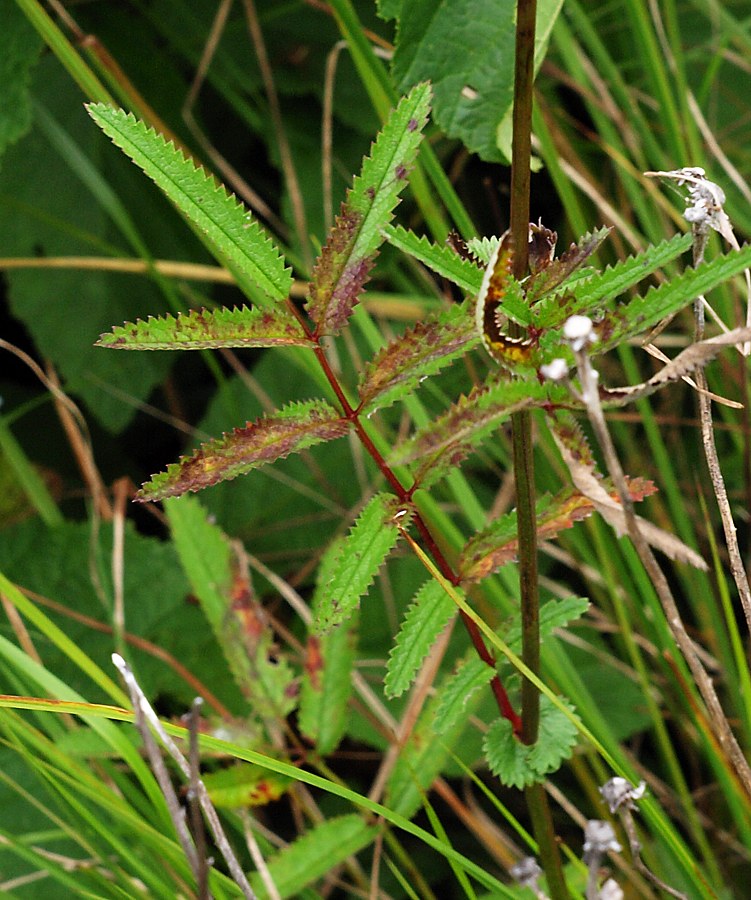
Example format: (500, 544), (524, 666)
(583, 819), (622, 863)
(563, 315), (597, 352)
(510, 856), (543, 888)
(540, 357), (569, 381)
(599, 777), (646, 813)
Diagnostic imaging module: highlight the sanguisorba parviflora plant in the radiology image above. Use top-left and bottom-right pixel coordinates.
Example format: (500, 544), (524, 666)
(90, 83), (751, 895)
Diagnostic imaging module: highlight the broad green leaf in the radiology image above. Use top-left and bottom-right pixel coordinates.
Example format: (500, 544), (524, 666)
(358, 301), (479, 413)
(383, 224), (484, 294)
(393, 0), (563, 162)
(0, 70), (176, 432)
(87, 104), (292, 302)
(203, 764), (292, 809)
(306, 82), (431, 334)
(97, 304), (313, 350)
(299, 538), (358, 753)
(433, 656), (493, 734)
(139, 399), (351, 500)
(315, 493), (403, 632)
(596, 240), (751, 352)
(250, 814), (378, 899)
(385, 579), (456, 698)
(0, 4), (42, 162)
(483, 696), (578, 787)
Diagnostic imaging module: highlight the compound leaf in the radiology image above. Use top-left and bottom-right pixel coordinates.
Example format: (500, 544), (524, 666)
(306, 83), (431, 334)
(86, 104), (292, 302)
(98, 305), (312, 350)
(139, 400), (351, 501)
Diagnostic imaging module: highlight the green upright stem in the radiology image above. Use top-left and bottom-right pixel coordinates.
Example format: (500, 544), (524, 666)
(510, 1), (570, 896)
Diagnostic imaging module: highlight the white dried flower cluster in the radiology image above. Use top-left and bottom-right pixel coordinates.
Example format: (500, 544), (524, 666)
(540, 357), (569, 381)
(599, 776), (646, 813)
(646, 167), (734, 243)
(563, 314), (597, 352)
(583, 819), (621, 864)
(510, 856), (543, 888)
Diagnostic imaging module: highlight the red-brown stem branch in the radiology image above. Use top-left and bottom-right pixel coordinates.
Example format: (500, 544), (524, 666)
(289, 300), (521, 733)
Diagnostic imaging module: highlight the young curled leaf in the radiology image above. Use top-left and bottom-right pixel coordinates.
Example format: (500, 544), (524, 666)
(524, 227), (611, 305)
(138, 400), (351, 501)
(358, 302), (479, 413)
(97, 305), (313, 350)
(306, 83), (432, 335)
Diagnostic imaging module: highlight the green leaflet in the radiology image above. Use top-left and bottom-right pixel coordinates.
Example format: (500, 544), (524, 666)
(393, 0), (563, 162)
(433, 656), (493, 734)
(299, 538), (358, 754)
(249, 814), (378, 899)
(139, 399), (351, 500)
(596, 240), (751, 352)
(383, 224), (484, 294)
(394, 377), (566, 465)
(358, 301), (479, 414)
(86, 104), (292, 303)
(306, 82), (432, 334)
(385, 578), (457, 699)
(97, 305), (313, 350)
(535, 231), (693, 324)
(202, 764), (292, 809)
(166, 495), (296, 717)
(315, 493), (403, 633)
(483, 696), (578, 788)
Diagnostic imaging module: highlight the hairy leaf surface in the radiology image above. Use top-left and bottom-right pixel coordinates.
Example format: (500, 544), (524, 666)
(87, 105), (292, 302)
(459, 490), (603, 583)
(98, 305), (312, 350)
(384, 224), (484, 294)
(306, 83), (431, 334)
(537, 232), (693, 325)
(433, 656), (493, 734)
(315, 494), (404, 632)
(393, 376), (566, 465)
(358, 302), (479, 413)
(385, 579), (457, 699)
(139, 400), (350, 500)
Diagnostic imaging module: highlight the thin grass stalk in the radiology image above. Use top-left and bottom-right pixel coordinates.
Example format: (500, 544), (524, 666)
(510, 2), (569, 897)
(570, 339), (751, 805)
